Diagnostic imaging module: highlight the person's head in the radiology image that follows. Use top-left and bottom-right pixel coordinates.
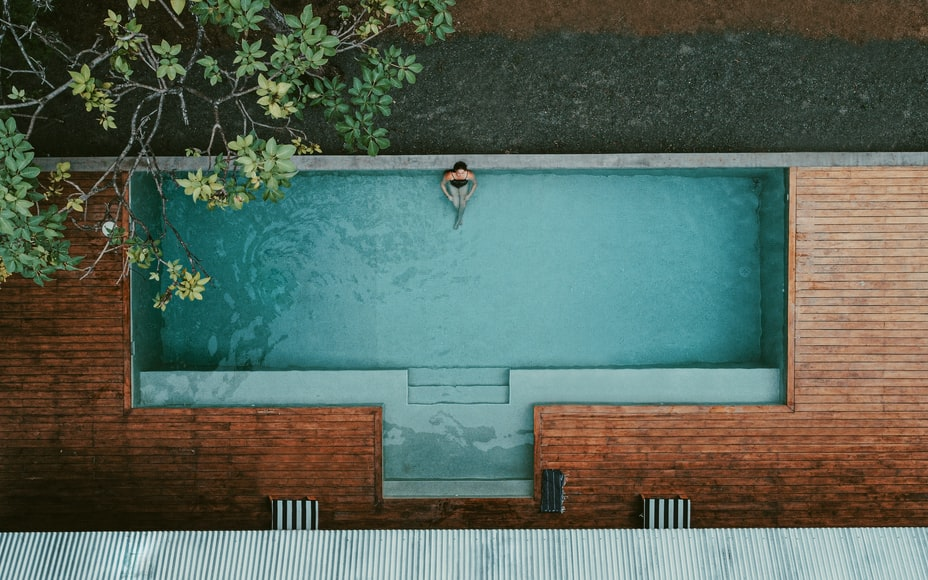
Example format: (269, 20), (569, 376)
(452, 161), (468, 173)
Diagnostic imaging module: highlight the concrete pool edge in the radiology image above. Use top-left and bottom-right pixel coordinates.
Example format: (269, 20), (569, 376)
(35, 151), (928, 172)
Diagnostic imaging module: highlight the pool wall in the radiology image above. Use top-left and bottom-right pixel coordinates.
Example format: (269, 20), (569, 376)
(759, 171), (789, 374)
(129, 172), (165, 393)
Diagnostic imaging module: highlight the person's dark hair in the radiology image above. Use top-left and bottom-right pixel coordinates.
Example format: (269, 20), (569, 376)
(452, 161), (467, 171)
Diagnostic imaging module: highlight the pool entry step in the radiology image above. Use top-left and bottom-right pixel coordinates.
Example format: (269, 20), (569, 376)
(407, 368), (510, 404)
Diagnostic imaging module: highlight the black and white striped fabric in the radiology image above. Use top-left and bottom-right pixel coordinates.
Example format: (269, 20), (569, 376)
(540, 469), (566, 513)
(642, 496), (691, 529)
(270, 498), (319, 530)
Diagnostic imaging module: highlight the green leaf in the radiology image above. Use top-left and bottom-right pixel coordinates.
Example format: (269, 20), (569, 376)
(265, 137), (278, 156)
(14, 199), (33, 215)
(20, 166), (40, 179)
(65, 198), (84, 213)
(170, 0), (186, 14)
(0, 216), (13, 236)
(275, 159), (296, 174)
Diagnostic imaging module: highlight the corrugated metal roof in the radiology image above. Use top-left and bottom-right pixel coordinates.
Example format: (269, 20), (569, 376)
(1, 528), (927, 580)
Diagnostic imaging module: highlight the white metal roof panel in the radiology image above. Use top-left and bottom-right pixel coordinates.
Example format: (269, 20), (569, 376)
(1, 528), (927, 580)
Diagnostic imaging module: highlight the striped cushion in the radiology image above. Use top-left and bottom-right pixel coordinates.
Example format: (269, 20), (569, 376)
(540, 469), (566, 513)
(270, 498), (319, 530)
(642, 496), (691, 529)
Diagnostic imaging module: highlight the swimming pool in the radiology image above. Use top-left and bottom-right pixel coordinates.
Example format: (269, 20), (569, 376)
(131, 166), (787, 495)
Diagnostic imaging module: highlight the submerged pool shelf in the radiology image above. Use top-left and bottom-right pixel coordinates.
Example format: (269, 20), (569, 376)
(130, 162), (790, 496)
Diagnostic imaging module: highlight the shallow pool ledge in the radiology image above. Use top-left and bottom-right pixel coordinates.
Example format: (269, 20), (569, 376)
(136, 370), (408, 407)
(136, 368), (782, 408)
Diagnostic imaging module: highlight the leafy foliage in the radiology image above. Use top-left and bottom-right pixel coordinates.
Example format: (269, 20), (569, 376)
(0, 0), (456, 304)
(0, 118), (82, 288)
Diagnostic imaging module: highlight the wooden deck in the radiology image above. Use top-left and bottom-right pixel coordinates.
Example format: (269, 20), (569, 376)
(3, 167), (928, 530)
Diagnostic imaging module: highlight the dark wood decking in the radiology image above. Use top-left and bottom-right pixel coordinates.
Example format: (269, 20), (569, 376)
(3, 167), (928, 530)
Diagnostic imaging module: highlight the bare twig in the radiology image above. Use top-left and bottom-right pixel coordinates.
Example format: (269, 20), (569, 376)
(154, 0), (186, 29)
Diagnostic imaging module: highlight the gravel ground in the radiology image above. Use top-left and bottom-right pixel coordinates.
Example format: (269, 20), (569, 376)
(380, 32), (928, 155)
(30, 32), (928, 157)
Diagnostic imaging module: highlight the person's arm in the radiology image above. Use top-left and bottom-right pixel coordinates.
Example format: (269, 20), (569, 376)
(440, 172), (453, 199)
(464, 172), (477, 201)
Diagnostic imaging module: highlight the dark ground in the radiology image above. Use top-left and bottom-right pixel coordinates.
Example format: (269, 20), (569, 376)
(357, 32), (928, 154)
(27, 3), (928, 156)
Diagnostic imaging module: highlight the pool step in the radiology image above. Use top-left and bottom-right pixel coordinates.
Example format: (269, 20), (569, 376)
(407, 384), (510, 405)
(407, 368), (510, 405)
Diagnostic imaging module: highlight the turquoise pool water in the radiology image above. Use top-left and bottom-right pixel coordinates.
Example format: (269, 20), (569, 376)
(135, 169), (785, 371)
(132, 167), (787, 494)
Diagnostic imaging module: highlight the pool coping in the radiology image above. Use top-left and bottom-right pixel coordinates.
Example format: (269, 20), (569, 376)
(35, 151), (928, 172)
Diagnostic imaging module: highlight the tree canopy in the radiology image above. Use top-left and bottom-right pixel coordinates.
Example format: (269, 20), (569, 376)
(0, 0), (454, 306)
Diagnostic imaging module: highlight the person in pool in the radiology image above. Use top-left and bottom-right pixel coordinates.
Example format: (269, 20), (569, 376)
(440, 161), (478, 229)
